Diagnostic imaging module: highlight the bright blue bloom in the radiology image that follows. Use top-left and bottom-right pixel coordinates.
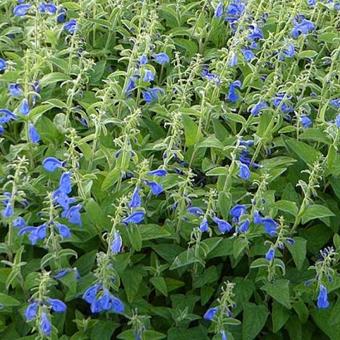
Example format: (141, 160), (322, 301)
(330, 98), (340, 108)
(261, 218), (278, 236)
(129, 187), (142, 208)
(13, 4), (31, 16)
(214, 2), (224, 17)
(8, 83), (23, 97)
(0, 125), (4, 135)
(230, 204), (246, 220)
(28, 123), (40, 143)
(145, 180), (164, 195)
(54, 269), (70, 279)
(225, 1), (245, 23)
(317, 284), (329, 309)
(229, 52), (238, 66)
(199, 218), (209, 232)
(59, 172), (72, 194)
(203, 306), (218, 320)
(335, 114), (340, 128)
(122, 211), (145, 224)
(13, 217), (26, 228)
(25, 302), (38, 321)
(187, 207), (204, 216)
(248, 25), (263, 41)
(280, 43), (295, 60)
(148, 169), (167, 176)
(0, 58), (6, 71)
(300, 115), (312, 128)
(238, 219), (250, 233)
(0, 109), (16, 124)
(65, 204), (82, 225)
(39, 2), (57, 14)
(227, 80), (241, 102)
(53, 190), (75, 211)
(291, 18), (315, 39)
(142, 87), (164, 103)
(56, 223), (71, 238)
(253, 211), (263, 224)
(139, 55), (148, 65)
(43, 157), (64, 172)
(213, 217), (232, 233)
(239, 163), (251, 180)
(265, 248), (275, 261)
(47, 298), (67, 313)
(39, 312), (52, 336)
(111, 295), (125, 313)
(83, 284), (101, 304)
(153, 53), (170, 65)
(250, 101), (268, 116)
(242, 49), (255, 62)
(57, 8), (67, 23)
(111, 231), (123, 254)
(221, 330), (228, 340)
(64, 19), (77, 34)
(307, 0), (316, 6)
(272, 93), (293, 113)
(143, 69), (155, 82)
(125, 76), (137, 95)
(201, 69), (220, 84)
(19, 98), (30, 115)
(2, 203), (13, 218)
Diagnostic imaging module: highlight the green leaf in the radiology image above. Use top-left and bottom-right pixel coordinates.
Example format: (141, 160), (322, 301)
(275, 200), (298, 216)
(139, 224), (171, 241)
(242, 303), (268, 340)
(197, 136), (224, 149)
(286, 237), (306, 270)
(150, 276), (168, 296)
(121, 268), (144, 303)
(301, 204), (335, 224)
(272, 301), (290, 333)
(298, 50), (317, 59)
(182, 114), (200, 146)
(206, 167), (227, 176)
(285, 138), (321, 164)
(40, 72), (71, 87)
(85, 198), (110, 230)
(262, 279), (291, 309)
(0, 293), (20, 307)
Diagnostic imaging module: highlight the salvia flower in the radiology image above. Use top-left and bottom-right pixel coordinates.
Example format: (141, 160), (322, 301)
(0, 58), (6, 71)
(199, 218), (209, 232)
(227, 80), (241, 103)
(300, 115), (312, 128)
(203, 306), (218, 321)
(24, 302), (38, 321)
(230, 204), (246, 220)
(148, 169), (167, 176)
(129, 186), (142, 208)
(280, 43), (296, 60)
(13, 216), (26, 228)
(111, 231), (123, 254)
(144, 180), (164, 196)
(153, 53), (170, 65)
(64, 204), (82, 225)
(214, 2), (224, 17)
(335, 114), (340, 128)
(142, 87), (164, 103)
(39, 312), (52, 337)
(143, 69), (155, 82)
(265, 247), (275, 261)
(272, 93), (293, 113)
(8, 83), (23, 97)
(229, 52), (238, 66)
(139, 54), (148, 65)
(317, 284), (329, 309)
(47, 298), (67, 313)
(291, 18), (315, 39)
(122, 211), (145, 225)
(242, 48), (255, 62)
(59, 172), (72, 194)
(13, 3), (31, 16)
(250, 101), (268, 116)
(187, 206), (204, 216)
(213, 217), (232, 233)
(19, 98), (30, 115)
(55, 223), (71, 238)
(330, 98), (340, 109)
(42, 157), (64, 172)
(57, 8), (67, 23)
(28, 123), (40, 143)
(238, 219), (250, 233)
(18, 224), (47, 245)
(239, 163), (251, 180)
(38, 2), (57, 14)
(261, 218), (279, 236)
(64, 19), (77, 34)
(225, 1), (245, 24)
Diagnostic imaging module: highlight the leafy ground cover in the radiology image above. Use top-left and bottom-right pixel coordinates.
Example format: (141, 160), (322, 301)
(0, 0), (340, 339)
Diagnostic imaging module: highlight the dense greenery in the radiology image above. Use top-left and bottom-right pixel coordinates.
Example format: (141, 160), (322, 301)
(0, 0), (340, 339)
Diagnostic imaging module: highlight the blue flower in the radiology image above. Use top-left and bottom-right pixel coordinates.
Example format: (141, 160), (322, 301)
(28, 123), (40, 143)
(129, 187), (142, 208)
(13, 216), (26, 228)
(53, 190), (75, 211)
(242, 49), (255, 62)
(330, 98), (340, 108)
(143, 69), (155, 82)
(47, 298), (67, 313)
(317, 284), (329, 309)
(248, 25), (263, 41)
(43, 157), (64, 172)
(214, 2), (224, 17)
(145, 180), (164, 196)
(24, 302), (38, 321)
(64, 19), (77, 34)
(229, 52), (238, 66)
(2, 203), (13, 218)
(213, 217), (232, 233)
(230, 204), (246, 220)
(8, 83), (23, 97)
(221, 330), (228, 340)
(227, 80), (241, 103)
(300, 115), (312, 128)
(201, 69), (220, 84)
(139, 55), (148, 65)
(125, 76), (137, 95)
(239, 163), (251, 180)
(153, 53), (170, 65)
(142, 87), (164, 103)
(272, 93), (293, 113)
(238, 219), (250, 233)
(83, 284), (101, 304)
(261, 218), (278, 236)
(111, 295), (125, 313)
(187, 207), (204, 216)
(291, 18), (315, 39)
(280, 43), (295, 60)
(19, 99), (30, 115)
(148, 169), (167, 176)
(0, 58), (6, 71)
(13, 4), (31, 16)
(225, 1), (245, 23)
(265, 248), (275, 261)
(57, 8), (67, 23)
(0, 109), (16, 124)
(38, 3), (57, 14)
(56, 223), (71, 238)
(39, 312), (52, 336)
(111, 231), (123, 254)
(65, 204), (82, 225)
(250, 101), (268, 116)
(335, 114), (340, 128)
(59, 172), (72, 194)
(307, 0), (316, 6)
(122, 211), (145, 224)
(199, 218), (209, 232)
(203, 306), (218, 320)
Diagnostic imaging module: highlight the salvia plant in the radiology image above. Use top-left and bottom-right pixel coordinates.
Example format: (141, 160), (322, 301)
(0, 0), (340, 339)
